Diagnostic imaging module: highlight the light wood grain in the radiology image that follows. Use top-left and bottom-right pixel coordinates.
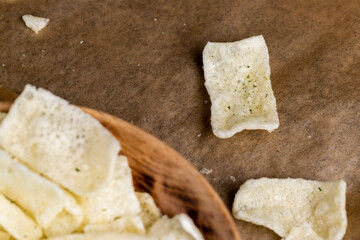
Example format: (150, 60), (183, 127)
(0, 102), (241, 240)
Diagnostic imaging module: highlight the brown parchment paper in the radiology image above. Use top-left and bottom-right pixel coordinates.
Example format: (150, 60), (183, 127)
(0, 0), (359, 239)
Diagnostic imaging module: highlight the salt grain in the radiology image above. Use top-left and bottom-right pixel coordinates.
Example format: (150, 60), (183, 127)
(153, 18), (157, 22)
(200, 168), (212, 175)
(80, 40), (84, 44)
(230, 176), (236, 182)
(2, 63), (5, 67)
(197, 133), (202, 137)
(183, 23), (186, 26)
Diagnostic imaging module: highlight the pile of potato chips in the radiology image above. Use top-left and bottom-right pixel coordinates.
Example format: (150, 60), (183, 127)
(0, 85), (204, 240)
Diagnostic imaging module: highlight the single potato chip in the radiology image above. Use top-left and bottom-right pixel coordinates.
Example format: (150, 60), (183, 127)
(0, 85), (120, 196)
(44, 191), (84, 237)
(149, 214), (204, 240)
(84, 215), (145, 234)
(203, 35), (279, 138)
(22, 15), (49, 34)
(0, 149), (67, 229)
(136, 192), (162, 228)
(46, 233), (155, 240)
(232, 178), (347, 240)
(0, 194), (42, 240)
(77, 156), (140, 225)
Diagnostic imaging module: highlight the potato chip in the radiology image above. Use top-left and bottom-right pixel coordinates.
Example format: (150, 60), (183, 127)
(0, 194), (42, 240)
(46, 233), (155, 240)
(44, 191), (83, 237)
(77, 156), (140, 225)
(136, 192), (162, 228)
(203, 35), (279, 138)
(84, 215), (145, 234)
(232, 178), (347, 240)
(22, 15), (49, 34)
(0, 149), (66, 229)
(149, 214), (204, 240)
(0, 85), (120, 196)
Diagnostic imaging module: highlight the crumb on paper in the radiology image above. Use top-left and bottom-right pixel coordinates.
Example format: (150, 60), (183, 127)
(200, 168), (212, 175)
(22, 14), (49, 34)
(230, 176), (236, 182)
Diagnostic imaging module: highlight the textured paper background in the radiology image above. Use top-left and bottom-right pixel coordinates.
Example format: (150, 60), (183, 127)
(0, 0), (359, 239)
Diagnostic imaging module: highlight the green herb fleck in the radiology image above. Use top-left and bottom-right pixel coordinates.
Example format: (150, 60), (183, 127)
(318, 187), (322, 191)
(247, 75), (250, 79)
(242, 82), (245, 86)
(227, 106), (231, 109)
(247, 66), (250, 68)
(102, 208), (107, 212)
(265, 94), (268, 97)
(250, 109), (253, 114)
(75, 168), (80, 172)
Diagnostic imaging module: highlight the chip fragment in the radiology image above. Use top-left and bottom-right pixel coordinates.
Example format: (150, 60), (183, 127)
(203, 35), (279, 138)
(22, 15), (49, 34)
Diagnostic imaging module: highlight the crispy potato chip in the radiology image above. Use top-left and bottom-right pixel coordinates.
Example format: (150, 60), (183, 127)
(149, 214), (204, 240)
(44, 191), (83, 237)
(203, 35), (279, 138)
(232, 178), (347, 240)
(0, 149), (67, 229)
(46, 233), (155, 240)
(0, 113), (6, 124)
(0, 194), (42, 240)
(136, 192), (162, 228)
(84, 215), (145, 234)
(22, 15), (49, 34)
(0, 85), (120, 196)
(77, 156), (140, 225)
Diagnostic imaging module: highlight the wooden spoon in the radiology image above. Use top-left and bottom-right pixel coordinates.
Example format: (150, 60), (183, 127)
(0, 102), (241, 240)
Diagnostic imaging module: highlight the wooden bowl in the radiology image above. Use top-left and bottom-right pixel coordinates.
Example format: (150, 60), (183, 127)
(0, 102), (241, 240)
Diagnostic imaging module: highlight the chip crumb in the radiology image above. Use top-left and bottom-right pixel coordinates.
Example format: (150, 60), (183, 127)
(230, 176), (236, 182)
(200, 168), (212, 175)
(22, 15), (49, 34)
